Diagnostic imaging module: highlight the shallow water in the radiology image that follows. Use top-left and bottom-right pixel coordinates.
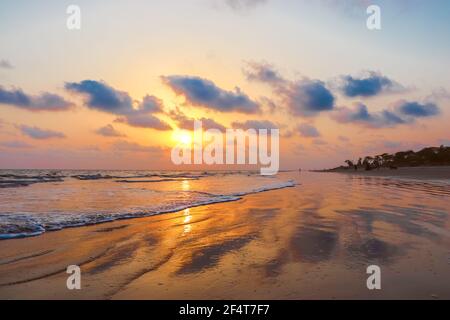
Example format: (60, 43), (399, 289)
(0, 170), (295, 239)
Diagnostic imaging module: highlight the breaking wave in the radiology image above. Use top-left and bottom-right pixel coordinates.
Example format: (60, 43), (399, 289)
(0, 176), (295, 239)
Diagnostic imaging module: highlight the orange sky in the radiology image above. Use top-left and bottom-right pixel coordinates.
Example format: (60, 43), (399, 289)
(0, 1), (449, 170)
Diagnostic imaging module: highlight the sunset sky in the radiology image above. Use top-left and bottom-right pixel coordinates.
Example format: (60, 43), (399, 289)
(0, 0), (449, 170)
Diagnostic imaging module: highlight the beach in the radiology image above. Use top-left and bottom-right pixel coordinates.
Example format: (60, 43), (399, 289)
(319, 166), (450, 180)
(1, 170), (450, 299)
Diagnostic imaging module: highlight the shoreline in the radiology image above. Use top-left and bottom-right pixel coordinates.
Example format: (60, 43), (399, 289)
(0, 179), (296, 241)
(313, 166), (450, 180)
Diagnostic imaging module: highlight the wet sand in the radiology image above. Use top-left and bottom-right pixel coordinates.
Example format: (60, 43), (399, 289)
(318, 166), (450, 180)
(0, 172), (450, 300)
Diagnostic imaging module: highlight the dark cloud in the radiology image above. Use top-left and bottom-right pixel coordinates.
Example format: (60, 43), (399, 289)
(243, 61), (285, 84)
(0, 86), (73, 111)
(243, 62), (334, 116)
(18, 125), (66, 140)
(332, 103), (406, 128)
(331, 100), (440, 129)
(286, 80), (335, 116)
(65, 80), (133, 114)
(339, 72), (403, 97)
(232, 119), (279, 130)
(139, 95), (164, 113)
(396, 101), (439, 117)
(297, 123), (321, 138)
(66, 80), (171, 130)
(0, 59), (13, 69)
(95, 124), (126, 137)
(163, 75), (259, 114)
(169, 109), (226, 131)
(114, 114), (172, 131)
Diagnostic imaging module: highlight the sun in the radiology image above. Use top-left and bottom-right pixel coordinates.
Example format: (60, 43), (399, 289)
(172, 129), (192, 145)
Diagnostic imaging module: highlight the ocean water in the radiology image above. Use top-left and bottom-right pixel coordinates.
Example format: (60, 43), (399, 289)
(0, 170), (295, 239)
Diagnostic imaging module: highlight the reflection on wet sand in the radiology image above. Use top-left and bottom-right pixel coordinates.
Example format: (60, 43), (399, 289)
(0, 172), (449, 299)
(176, 236), (255, 275)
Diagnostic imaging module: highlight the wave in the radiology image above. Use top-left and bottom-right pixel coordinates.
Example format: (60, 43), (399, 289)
(0, 173), (64, 188)
(115, 177), (200, 183)
(0, 180), (295, 240)
(0, 169), (267, 187)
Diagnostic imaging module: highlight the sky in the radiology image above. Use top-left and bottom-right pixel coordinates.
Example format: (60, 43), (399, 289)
(0, 0), (449, 170)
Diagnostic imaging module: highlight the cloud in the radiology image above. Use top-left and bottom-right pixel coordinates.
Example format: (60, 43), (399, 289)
(243, 61), (285, 84)
(338, 72), (404, 97)
(139, 95), (164, 113)
(232, 119), (279, 130)
(0, 59), (13, 69)
(395, 101), (439, 117)
(225, 0), (267, 11)
(331, 99), (440, 129)
(169, 109), (226, 131)
(112, 140), (165, 154)
(296, 123), (321, 138)
(114, 114), (172, 131)
(426, 88), (450, 102)
(95, 124), (126, 137)
(243, 62), (334, 116)
(66, 80), (170, 130)
(259, 96), (278, 113)
(0, 86), (73, 111)
(332, 103), (406, 128)
(163, 75), (259, 113)
(383, 141), (402, 149)
(286, 80), (335, 116)
(18, 125), (66, 140)
(0, 140), (33, 148)
(312, 139), (327, 145)
(65, 80), (133, 114)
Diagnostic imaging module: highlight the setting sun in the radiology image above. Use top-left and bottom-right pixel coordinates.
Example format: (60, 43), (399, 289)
(172, 129), (192, 145)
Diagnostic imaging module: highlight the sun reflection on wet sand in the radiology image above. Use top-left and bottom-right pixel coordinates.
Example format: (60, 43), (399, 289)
(0, 171), (449, 299)
(182, 208), (192, 235)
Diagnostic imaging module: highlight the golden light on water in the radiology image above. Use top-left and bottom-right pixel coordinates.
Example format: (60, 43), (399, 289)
(181, 179), (190, 191)
(183, 208), (192, 235)
(183, 209), (191, 224)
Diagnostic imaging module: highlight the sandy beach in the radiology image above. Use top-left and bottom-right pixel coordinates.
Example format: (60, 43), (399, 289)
(1, 171), (449, 300)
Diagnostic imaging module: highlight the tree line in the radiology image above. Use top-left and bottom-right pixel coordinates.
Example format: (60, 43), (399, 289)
(343, 145), (450, 171)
